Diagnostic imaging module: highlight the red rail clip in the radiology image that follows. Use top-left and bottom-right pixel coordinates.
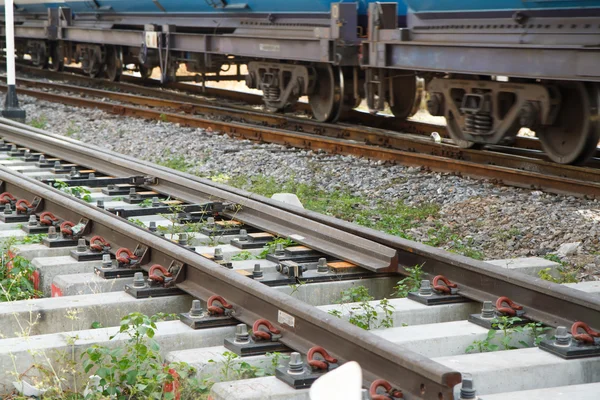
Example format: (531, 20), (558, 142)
(149, 264), (172, 283)
(207, 295), (233, 316)
(369, 379), (403, 400)
(116, 248), (138, 264)
(432, 275), (457, 294)
(39, 211), (59, 226)
(571, 321), (600, 344)
(15, 199), (33, 213)
(89, 236), (111, 252)
(307, 346), (337, 371)
(252, 319), (281, 341)
(60, 221), (75, 236)
(0, 192), (16, 204)
(495, 296), (523, 317)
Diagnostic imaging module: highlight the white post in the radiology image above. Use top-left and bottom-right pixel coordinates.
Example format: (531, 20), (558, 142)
(2, 0), (25, 122)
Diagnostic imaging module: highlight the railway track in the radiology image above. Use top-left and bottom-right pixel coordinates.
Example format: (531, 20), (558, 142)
(0, 120), (599, 399)
(2, 72), (600, 199)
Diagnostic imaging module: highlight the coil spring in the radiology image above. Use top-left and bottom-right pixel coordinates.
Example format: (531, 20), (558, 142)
(264, 86), (280, 101)
(465, 113), (493, 134)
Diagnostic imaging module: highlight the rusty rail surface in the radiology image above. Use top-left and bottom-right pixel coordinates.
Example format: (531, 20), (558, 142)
(1, 118), (600, 333)
(0, 164), (459, 399)
(4, 82), (600, 198)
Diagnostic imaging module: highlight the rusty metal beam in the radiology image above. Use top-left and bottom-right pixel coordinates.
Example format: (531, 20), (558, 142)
(0, 164), (460, 400)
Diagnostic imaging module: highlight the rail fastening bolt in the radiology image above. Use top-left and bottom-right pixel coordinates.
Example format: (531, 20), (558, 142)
(555, 326), (571, 346)
(189, 299), (204, 318)
(39, 155), (45, 163)
(460, 373), (477, 399)
(178, 233), (188, 246)
(53, 161), (61, 169)
(481, 301), (495, 319)
(70, 167), (78, 177)
(214, 247), (223, 261)
(234, 323), (250, 344)
(418, 280), (433, 296)
(3, 204), (11, 215)
(88, 173), (95, 180)
(207, 217), (215, 226)
(317, 257), (328, 273)
(47, 226), (58, 240)
(24, 149), (30, 157)
(77, 238), (87, 253)
(28, 215), (37, 226)
(10, 144), (16, 151)
(132, 272), (146, 288)
(101, 253), (113, 269)
(151, 197), (160, 207)
(275, 243), (285, 256)
(238, 229), (247, 239)
(253, 263), (263, 280)
(287, 352), (304, 375)
(96, 199), (104, 209)
(149, 221), (157, 232)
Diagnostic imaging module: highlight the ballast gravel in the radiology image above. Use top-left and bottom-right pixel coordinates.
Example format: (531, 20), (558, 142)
(20, 95), (600, 279)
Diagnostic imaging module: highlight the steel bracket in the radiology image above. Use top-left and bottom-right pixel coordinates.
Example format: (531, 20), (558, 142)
(179, 311), (237, 329)
(407, 291), (471, 306)
(70, 247), (110, 262)
(468, 311), (529, 330)
(275, 363), (338, 389)
(125, 283), (183, 298)
(230, 232), (274, 249)
(224, 336), (289, 356)
(266, 246), (325, 263)
(539, 337), (600, 359)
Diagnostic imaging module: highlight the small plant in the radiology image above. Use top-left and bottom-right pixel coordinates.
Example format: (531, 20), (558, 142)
(538, 266), (578, 284)
(258, 237), (296, 259)
(328, 286), (395, 330)
(30, 115), (48, 129)
(81, 312), (207, 399)
(158, 155), (192, 172)
(65, 122), (79, 138)
(392, 264), (424, 298)
(493, 316), (523, 350)
(0, 250), (42, 302)
(53, 180), (92, 202)
(17, 233), (47, 244)
(465, 329), (499, 353)
(138, 198), (157, 208)
(214, 351), (266, 381)
(129, 218), (147, 228)
(159, 113), (168, 122)
(522, 321), (551, 347)
(231, 251), (256, 261)
(210, 173), (230, 184)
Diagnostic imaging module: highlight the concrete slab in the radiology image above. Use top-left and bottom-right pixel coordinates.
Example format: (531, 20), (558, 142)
(0, 321), (235, 388)
(479, 383), (600, 400)
(436, 347), (600, 396)
(563, 281), (600, 294)
(52, 273), (129, 296)
(373, 320), (531, 357)
(272, 278), (397, 306)
(210, 376), (309, 400)
(167, 345), (285, 382)
(318, 298), (480, 328)
(486, 257), (559, 277)
(0, 292), (193, 338)
(0, 229), (26, 239)
(0, 221), (22, 231)
(32, 256), (99, 296)
(13, 244), (75, 259)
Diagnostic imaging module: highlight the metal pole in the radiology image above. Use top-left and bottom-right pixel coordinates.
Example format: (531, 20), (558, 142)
(2, 0), (26, 122)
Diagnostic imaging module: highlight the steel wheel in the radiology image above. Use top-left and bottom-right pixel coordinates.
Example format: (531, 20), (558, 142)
(105, 46), (123, 82)
(389, 73), (422, 119)
(536, 82), (600, 164)
(309, 64), (343, 123)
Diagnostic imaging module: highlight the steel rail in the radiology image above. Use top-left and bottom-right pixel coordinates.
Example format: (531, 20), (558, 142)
(2, 117), (600, 332)
(0, 119), (397, 272)
(4, 83), (600, 198)
(0, 163), (460, 400)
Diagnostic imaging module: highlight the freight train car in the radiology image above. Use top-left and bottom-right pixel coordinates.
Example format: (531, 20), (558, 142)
(0, 1), (417, 124)
(362, 1), (600, 164)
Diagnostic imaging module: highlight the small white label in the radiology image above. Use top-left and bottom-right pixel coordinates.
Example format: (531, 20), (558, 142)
(289, 234), (305, 241)
(145, 32), (158, 49)
(278, 310), (295, 328)
(259, 44), (280, 52)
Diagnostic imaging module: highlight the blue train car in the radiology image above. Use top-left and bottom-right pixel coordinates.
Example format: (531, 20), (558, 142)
(362, 1), (600, 164)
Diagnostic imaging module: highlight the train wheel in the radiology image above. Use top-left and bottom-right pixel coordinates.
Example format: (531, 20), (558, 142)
(309, 64), (343, 123)
(536, 82), (600, 164)
(105, 46), (123, 82)
(389, 73), (423, 119)
(48, 43), (64, 72)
